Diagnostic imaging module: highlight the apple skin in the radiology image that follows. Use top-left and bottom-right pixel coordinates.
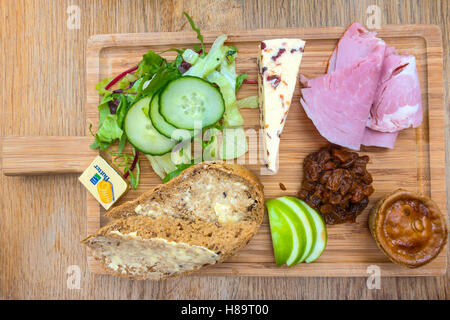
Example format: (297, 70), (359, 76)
(267, 197), (312, 266)
(276, 197), (313, 265)
(267, 199), (294, 266)
(291, 198), (327, 263)
(267, 197), (328, 267)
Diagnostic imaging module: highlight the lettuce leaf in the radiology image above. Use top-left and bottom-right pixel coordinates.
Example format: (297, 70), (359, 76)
(138, 50), (166, 77)
(202, 127), (221, 160)
(235, 74), (248, 91)
(118, 133), (127, 154)
(182, 49), (199, 65)
(207, 70), (243, 127)
(147, 152), (190, 182)
(220, 50), (237, 89)
(95, 77), (113, 95)
(96, 115), (123, 143)
(162, 162), (195, 183)
(115, 95), (128, 128)
(117, 73), (138, 89)
(183, 35), (227, 78)
(98, 94), (114, 127)
(225, 46), (237, 64)
(237, 95), (258, 109)
(141, 66), (181, 96)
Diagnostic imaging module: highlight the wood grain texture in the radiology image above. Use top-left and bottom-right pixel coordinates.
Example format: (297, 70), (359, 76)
(0, 0), (448, 299)
(2, 137), (96, 175)
(84, 25), (446, 277)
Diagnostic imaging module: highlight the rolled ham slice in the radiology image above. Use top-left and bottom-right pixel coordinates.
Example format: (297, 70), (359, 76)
(300, 22), (422, 150)
(327, 23), (398, 148)
(300, 44), (385, 150)
(367, 48), (423, 132)
(327, 23), (422, 147)
(361, 128), (398, 149)
(328, 22), (386, 73)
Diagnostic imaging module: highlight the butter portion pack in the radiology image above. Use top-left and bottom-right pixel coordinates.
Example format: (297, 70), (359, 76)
(78, 156), (129, 210)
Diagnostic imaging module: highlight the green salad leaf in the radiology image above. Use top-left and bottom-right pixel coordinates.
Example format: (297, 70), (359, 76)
(118, 133), (127, 154)
(117, 73), (138, 89)
(207, 70), (243, 127)
(126, 159), (140, 190)
(235, 73), (248, 91)
(162, 162), (195, 183)
(220, 127), (248, 160)
(225, 46), (237, 64)
(116, 95), (128, 128)
(182, 49), (199, 65)
(138, 50), (166, 77)
(142, 66), (181, 96)
(202, 127), (221, 160)
(237, 95), (258, 109)
(183, 12), (205, 56)
(95, 77), (113, 95)
(184, 34), (227, 78)
(96, 115), (123, 143)
(98, 94), (114, 127)
(90, 12), (254, 188)
(89, 124), (111, 150)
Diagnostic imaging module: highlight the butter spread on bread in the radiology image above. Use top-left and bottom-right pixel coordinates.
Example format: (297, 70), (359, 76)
(82, 162), (265, 280)
(88, 231), (219, 278)
(106, 162), (263, 224)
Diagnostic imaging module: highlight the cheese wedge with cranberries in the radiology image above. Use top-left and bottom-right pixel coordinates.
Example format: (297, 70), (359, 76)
(258, 38), (305, 173)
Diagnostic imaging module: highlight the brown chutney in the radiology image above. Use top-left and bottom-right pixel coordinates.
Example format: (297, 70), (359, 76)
(298, 145), (374, 225)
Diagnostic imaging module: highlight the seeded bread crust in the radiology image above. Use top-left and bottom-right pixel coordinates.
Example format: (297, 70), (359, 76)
(82, 215), (261, 280)
(105, 161), (264, 222)
(83, 162), (265, 280)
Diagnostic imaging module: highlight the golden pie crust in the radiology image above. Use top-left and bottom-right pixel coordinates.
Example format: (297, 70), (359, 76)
(369, 189), (448, 268)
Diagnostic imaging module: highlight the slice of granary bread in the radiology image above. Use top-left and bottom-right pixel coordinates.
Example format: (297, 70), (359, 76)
(82, 162), (265, 280)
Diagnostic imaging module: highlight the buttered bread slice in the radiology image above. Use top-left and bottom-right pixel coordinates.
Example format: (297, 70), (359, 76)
(82, 162), (264, 280)
(258, 38), (305, 173)
(105, 162), (264, 224)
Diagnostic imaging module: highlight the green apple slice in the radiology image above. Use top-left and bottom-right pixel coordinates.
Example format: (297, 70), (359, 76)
(277, 197), (314, 264)
(291, 198), (327, 263)
(280, 210), (302, 267)
(268, 199), (310, 266)
(266, 199), (294, 266)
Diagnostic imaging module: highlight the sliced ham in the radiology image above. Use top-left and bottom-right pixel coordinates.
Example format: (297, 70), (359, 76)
(326, 23), (399, 148)
(304, 22), (423, 149)
(327, 22), (385, 73)
(300, 44), (385, 150)
(361, 128), (398, 149)
(367, 48), (423, 132)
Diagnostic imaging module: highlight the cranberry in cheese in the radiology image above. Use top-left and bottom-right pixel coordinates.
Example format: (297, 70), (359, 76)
(258, 38), (305, 173)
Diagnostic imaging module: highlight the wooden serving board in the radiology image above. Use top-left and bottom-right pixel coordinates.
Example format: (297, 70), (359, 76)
(2, 25), (445, 277)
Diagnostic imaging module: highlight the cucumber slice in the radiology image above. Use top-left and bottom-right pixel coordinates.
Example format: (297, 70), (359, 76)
(159, 76), (225, 130)
(293, 198), (327, 263)
(124, 96), (176, 155)
(150, 94), (195, 140)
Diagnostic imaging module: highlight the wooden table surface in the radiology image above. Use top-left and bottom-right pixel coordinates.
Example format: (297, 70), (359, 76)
(0, 0), (448, 299)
